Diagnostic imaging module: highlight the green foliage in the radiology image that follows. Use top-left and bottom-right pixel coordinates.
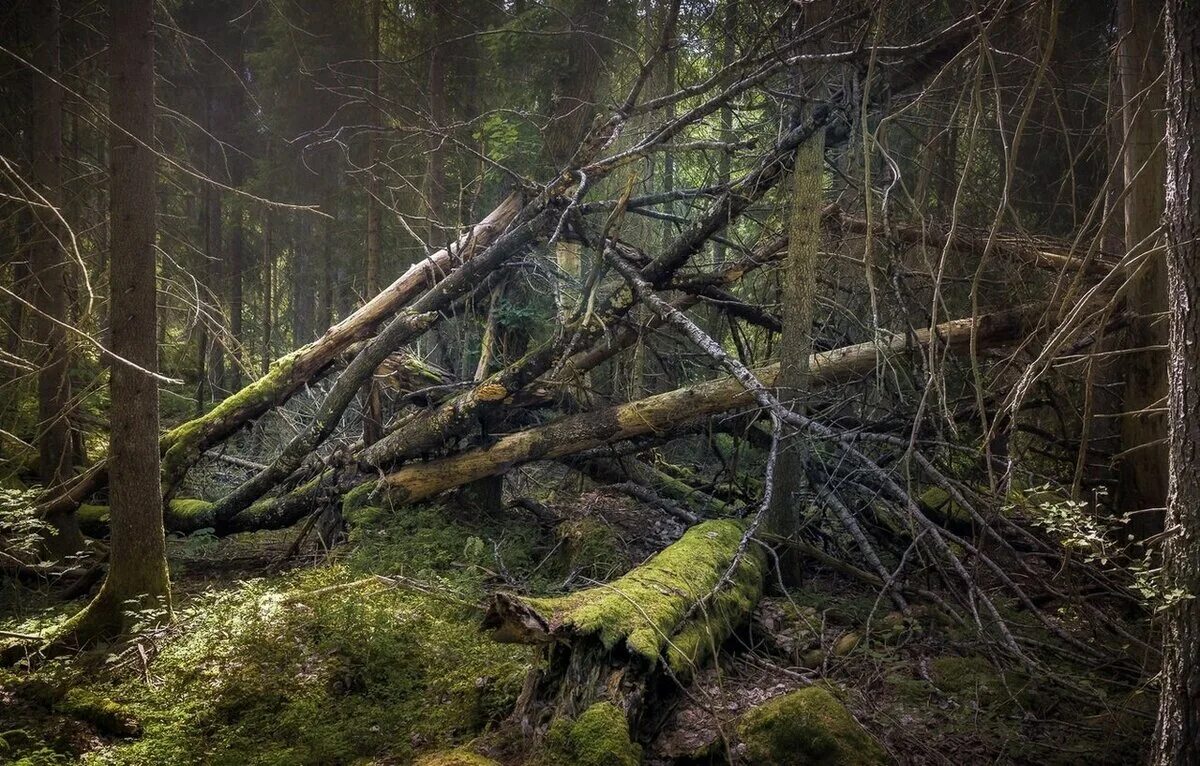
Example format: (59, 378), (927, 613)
(555, 517), (626, 582)
(344, 502), (544, 593)
(736, 687), (885, 766)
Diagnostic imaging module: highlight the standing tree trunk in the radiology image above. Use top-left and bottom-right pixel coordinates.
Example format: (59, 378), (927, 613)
(425, 0), (449, 247)
(1152, 1), (1200, 761)
(545, 0), (611, 320)
(30, 0), (84, 557)
(766, 3), (828, 585)
(1117, 0), (1169, 532)
(261, 202), (273, 376)
(362, 0), (384, 447)
(62, 0), (170, 641)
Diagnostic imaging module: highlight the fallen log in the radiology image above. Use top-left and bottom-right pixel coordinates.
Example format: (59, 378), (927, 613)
(482, 519), (766, 733)
(368, 306), (1036, 507)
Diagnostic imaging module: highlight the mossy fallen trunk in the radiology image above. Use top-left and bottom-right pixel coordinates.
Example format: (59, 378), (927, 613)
(77, 486), (324, 537)
(483, 519), (765, 744)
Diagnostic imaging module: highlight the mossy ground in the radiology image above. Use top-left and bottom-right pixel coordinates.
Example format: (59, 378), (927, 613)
(1, 500), (550, 765)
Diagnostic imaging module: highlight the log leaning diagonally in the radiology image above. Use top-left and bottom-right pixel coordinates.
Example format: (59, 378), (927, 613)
(38, 193), (525, 516)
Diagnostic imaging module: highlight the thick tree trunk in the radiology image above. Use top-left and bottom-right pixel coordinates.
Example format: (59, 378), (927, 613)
(425, 0), (449, 246)
(227, 205), (244, 391)
(1152, 1), (1200, 761)
(1117, 0), (1169, 530)
(30, 0), (83, 556)
(62, 0), (170, 641)
(768, 88), (826, 584)
(261, 204), (273, 376)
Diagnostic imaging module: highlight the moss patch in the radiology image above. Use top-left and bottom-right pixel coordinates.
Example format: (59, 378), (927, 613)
(736, 687), (885, 766)
(545, 701), (641, 766)
(55, 688), (141, 738)
(518, 520), (765, 674)
(415, 748), (500, 766)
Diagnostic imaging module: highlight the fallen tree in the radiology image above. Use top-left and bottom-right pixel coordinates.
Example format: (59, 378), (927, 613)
(140, 305), (1034, 537)
(364, 305), (1037, 508)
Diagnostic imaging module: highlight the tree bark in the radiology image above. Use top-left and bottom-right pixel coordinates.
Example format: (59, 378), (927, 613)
(261, 203), (273, 376)
(61, 0), (170, 641)
(30, 0), (84, 556)
(1117, 0), (1169, 530)
(1152, 0), (1200, 761)
(484, 519), (765, 737)
(425, 0), (449, 246)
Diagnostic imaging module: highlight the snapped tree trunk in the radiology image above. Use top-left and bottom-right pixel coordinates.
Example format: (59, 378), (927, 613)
(483, 519), (765, 738)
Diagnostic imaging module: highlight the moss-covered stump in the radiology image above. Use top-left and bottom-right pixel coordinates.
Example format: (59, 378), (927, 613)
(483, 519), (765, 742)
(735, 687), (886, 766)
(543, 701), (642, 766)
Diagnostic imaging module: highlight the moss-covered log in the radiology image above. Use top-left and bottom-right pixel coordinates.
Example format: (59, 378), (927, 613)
(77, 481), (328, 537)
(483, 519), (765, 738)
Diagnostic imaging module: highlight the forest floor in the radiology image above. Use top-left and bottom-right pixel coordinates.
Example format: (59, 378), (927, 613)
(0, 482), (1154, 765)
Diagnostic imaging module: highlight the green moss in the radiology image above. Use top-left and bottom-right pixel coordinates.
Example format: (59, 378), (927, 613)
(77, 504), (110, 537)
(76, 499), (217, 537)
(55, 688), (141, 738)
(929, 655), (1042, 711)
(344, 501), (544, 595)
(341, 480), (380, 517)
(545, 702), (640, 766)
(519, 520), (764, 674)
(415, 748), (500, 766)
(736, 687), (885, 766)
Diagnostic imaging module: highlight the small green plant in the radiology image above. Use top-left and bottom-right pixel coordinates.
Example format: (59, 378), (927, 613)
(0, 486), (52, 559)
(1013, 485), (1122, 565)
